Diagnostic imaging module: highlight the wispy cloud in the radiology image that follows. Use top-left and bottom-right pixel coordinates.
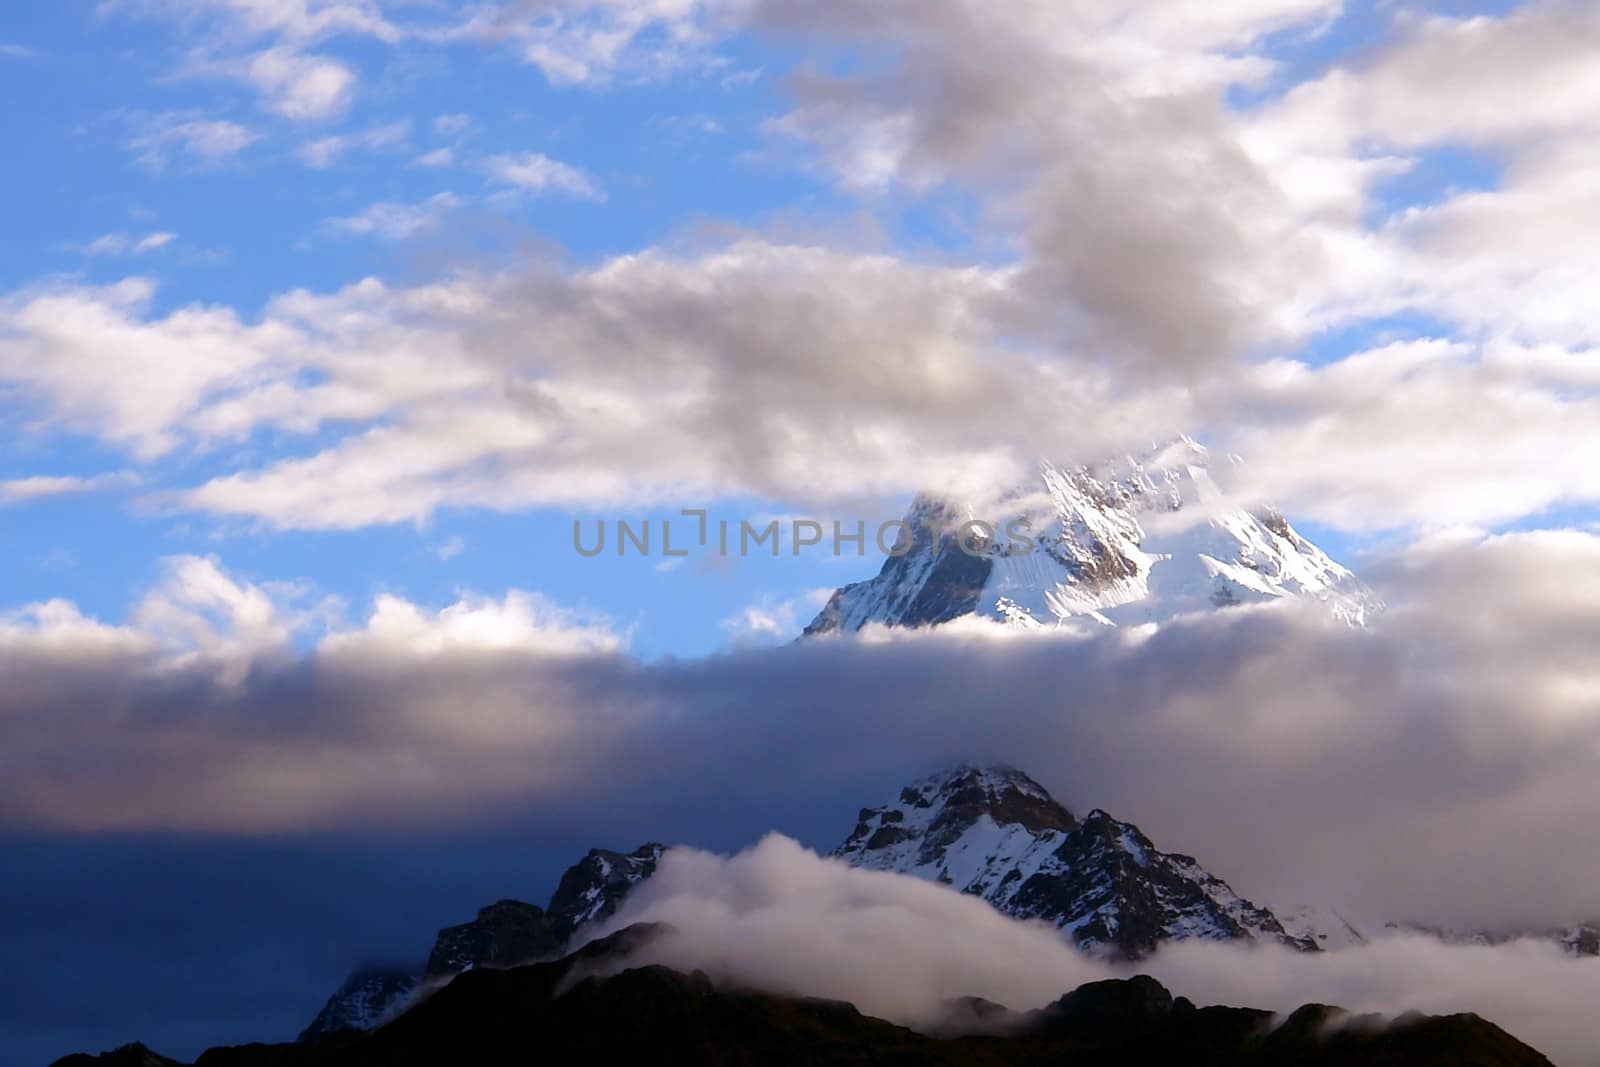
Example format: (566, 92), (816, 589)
(482, 151), (605, 201)
(240, 46), (357, 120)
(75, 231), (177, 257)
(294, 118), (410, 169)
(721, 589), (832, 646)
(323, 193), (461, 240)
(128, 113), (257, 170)
(413, 146), (454, 168)
(460, 0), (743, 87)
(0, 472), (138, 505)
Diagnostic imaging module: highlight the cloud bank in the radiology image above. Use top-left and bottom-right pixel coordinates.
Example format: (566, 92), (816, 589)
(3, 530), (1600, 931)
(591, 834), (1600, 1066)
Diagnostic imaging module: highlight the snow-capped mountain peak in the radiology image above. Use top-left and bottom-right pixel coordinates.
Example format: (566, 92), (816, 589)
(807, 439), (1380, 635)
(834, 763), (1314, 958)
(835, 764), (1077, 880)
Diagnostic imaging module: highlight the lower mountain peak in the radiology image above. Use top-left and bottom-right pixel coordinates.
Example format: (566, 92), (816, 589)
(425, 899), (562, 978)
(835, 763), (1078, 881)
(301, 842), (665, 1041)
(546, 843), (666, 942)
(837, 765), (1313, 959)
(298, 968), (419, 1041)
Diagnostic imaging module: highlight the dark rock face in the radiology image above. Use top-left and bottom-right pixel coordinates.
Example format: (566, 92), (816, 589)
(1029, 974), (1193, 1041)
(1010, 810), (1314, 957)
(300, 842), (665, 1040)
(424, 899), (562, 978)
(1563, 924), (1600, 956)
(804, 497), (993, 636)
(70, 934), (1555, 1067)
(545, 843), (666, 942)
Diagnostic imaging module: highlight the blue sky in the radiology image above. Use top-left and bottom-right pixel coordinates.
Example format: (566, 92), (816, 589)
(1, 11), (890, 656)
(1, 3), (861, 656)
(3, 0), (1598, 659)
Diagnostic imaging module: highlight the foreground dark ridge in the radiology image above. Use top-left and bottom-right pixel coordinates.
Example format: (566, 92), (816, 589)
(51, 924), (1554, 1067)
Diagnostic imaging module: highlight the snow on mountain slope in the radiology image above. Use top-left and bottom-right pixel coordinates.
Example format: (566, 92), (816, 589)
(1378, 920), (1600, 958)
(545, 843), (667, 942)
(299, 969), (418, 1041)
(806, 438), (1379, 635)
(1269, 909), (1600, 957)
(1275, 904), (1370, 952)
(833, 764), (1315, 958)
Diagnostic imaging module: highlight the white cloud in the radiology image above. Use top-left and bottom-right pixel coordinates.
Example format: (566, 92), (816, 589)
(753, 0), (1339, 375)
(0, 42), (36, 59)
(1235, 3), (1600, 349)
(294, 118), (410, 168)
(322, 589), (625, 659)
(482, 151), (605, 200)
(3, 531), (1600, 936)
(0, 241), (1184, 528)
(721, 588), (832, 646)
(109, 2), (392, 120)
(104, 0), (401, 45)
(77, 231), (177, 257)
(1206, 338), (1600, 531)
(0, 598), (150, 657)
(0, 553), (620, 691)
(0, 472), (137, 504)
(167, 244), (1123, 528)
(242, 45), (356, 119)
(455, 0), (751, 87)
(597, 835), (1108, 1025)
(16, 1), (1600, 538)
(323, 193), (460, 240)
(413, 146), (454, 168)
(432, 112), (471, 136)
(0, 277), (313, 459)
(127, 555), (317, 683)
(128, 113), (257, 169)
(593, 835), (1600, 1067)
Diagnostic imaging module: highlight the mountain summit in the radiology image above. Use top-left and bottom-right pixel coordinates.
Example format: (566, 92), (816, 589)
(834, 764), (1313, 958)
(806, 438), (1378, 635)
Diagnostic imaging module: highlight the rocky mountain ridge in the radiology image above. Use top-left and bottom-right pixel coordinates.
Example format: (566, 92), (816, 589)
(834, 764), (1315, 957)
(300, 843), (664, 1039)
